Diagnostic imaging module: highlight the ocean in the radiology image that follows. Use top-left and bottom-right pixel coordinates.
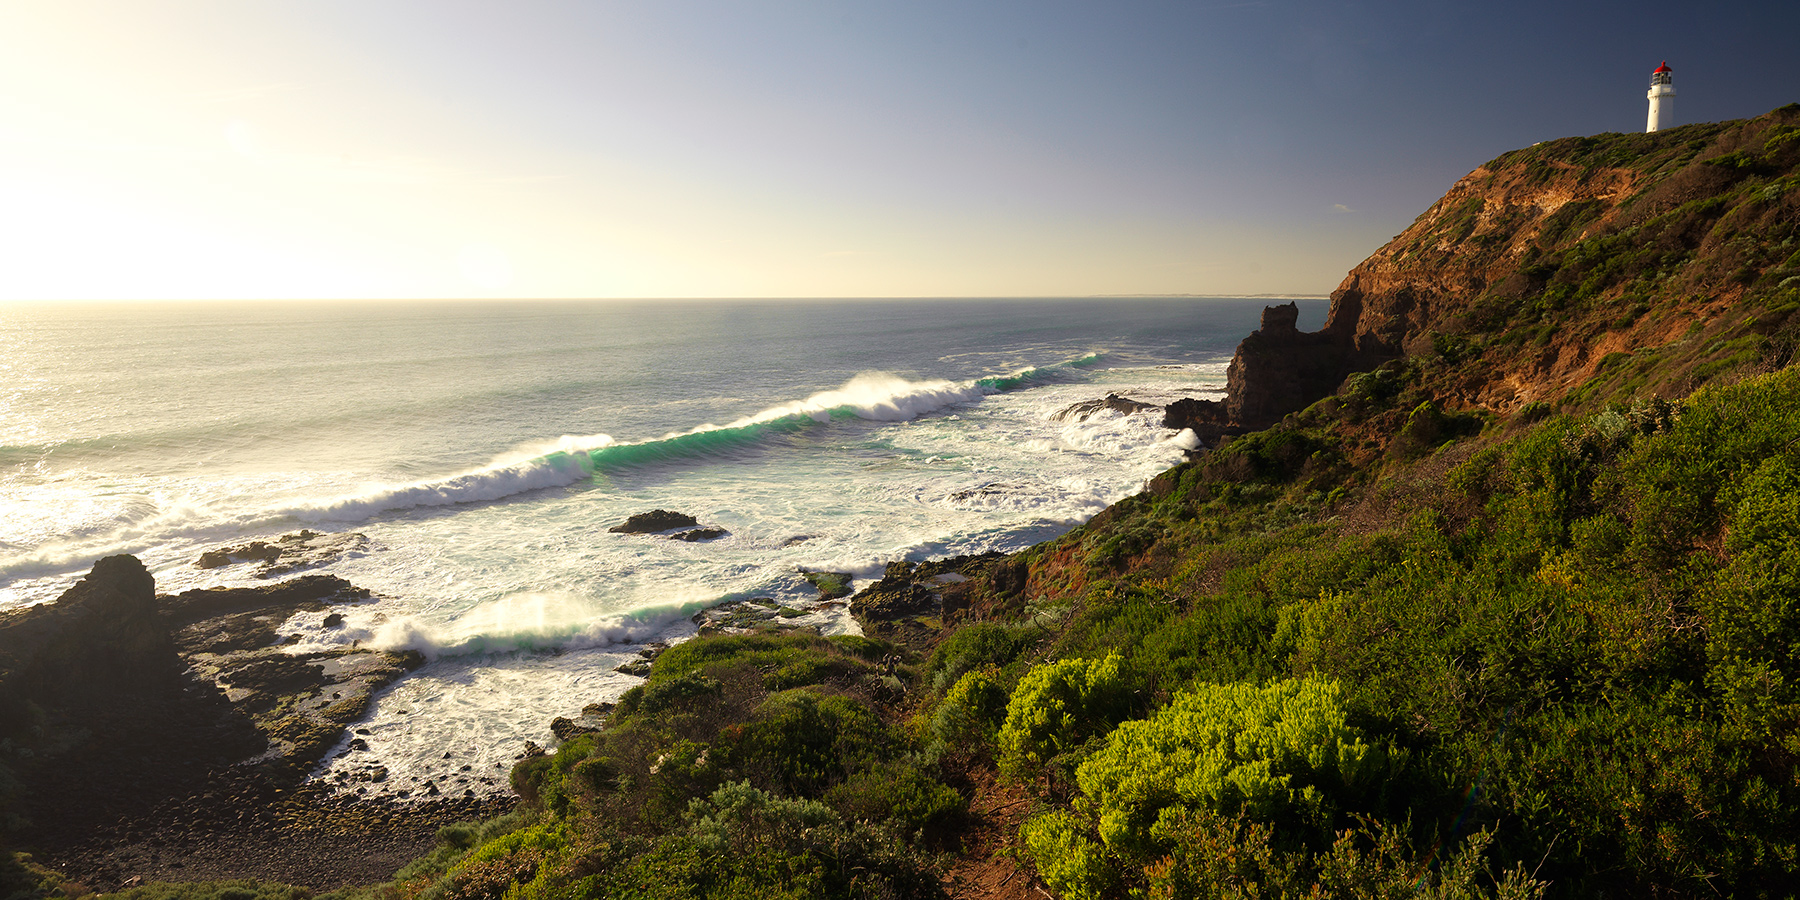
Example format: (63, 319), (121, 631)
(0, 296), (1324, 796)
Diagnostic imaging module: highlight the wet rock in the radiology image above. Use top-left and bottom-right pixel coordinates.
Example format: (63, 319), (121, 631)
(670, 527), (729, 542)
(614, 659), (653, 677)
(322, 612), (345, 628)
(1051, 392), (1161, 423)
(1162, 396), (1228, 432)
(691, 598), (813, 635)
(800, 570), (853, 600)
(194, 530), (371, 578)
(550, 716), (599, 741)
(608, 510), (697, 534)
(848, 553), (1010, 648)
(948, 481), (1027, 503)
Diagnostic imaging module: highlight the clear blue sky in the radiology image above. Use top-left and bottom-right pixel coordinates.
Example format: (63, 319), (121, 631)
(2, 1), (1794, 300)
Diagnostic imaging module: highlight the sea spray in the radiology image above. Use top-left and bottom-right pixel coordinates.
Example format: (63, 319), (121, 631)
(365, 589), (725, 657)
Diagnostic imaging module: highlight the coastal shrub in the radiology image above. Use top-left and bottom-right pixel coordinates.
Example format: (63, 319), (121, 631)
(509, 734), (597, 813)
(631, 633), (874, 698)
(924, 621), (1038, 693)
(997, 652), (1130, 780)
(825, 634), (890, 661)
(1077, 678), (1387, 856)
(645, 739), (723, 821)
(823, 760), (965, 836)
(644, 633), (825, 682)
(614, 672), (723, 719)
(1020, 679), (1407, 898)
(368, 810), (535, 896)
(0, 851), (61, 900)
(1019, 810), (1115, 900)
(930, 666), (1010, 750)
(725, 690), (895, 797)
(435, 818), (577, 900)
(593, 781), (946, 900)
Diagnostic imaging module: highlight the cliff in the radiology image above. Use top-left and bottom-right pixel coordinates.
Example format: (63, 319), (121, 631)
(1214, 103), (1800, 426)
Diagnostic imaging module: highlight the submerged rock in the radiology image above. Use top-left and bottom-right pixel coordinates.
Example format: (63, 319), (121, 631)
(692, 598), (814, 636)
(194, 530), (370, 578)
(608, 510), (698, 534)
(801, 570), (854, 600)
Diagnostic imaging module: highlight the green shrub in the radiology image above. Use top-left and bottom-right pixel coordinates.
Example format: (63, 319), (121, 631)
(925, 621), (1037, 693)
(726, 691), (895, 797)
(930, 666), (1010, 752)
(824, 760), (965, 836)
(596, 781), (947, 900)
(1076, 678), (1387, 859)
(617, 671), (723, 718)
(997, 653), (1131, 779)
(1019, 810), (1115, 900)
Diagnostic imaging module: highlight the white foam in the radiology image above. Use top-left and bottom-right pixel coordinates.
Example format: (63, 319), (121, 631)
(368, 589), (718, 658)
(727, 372), (987, 426)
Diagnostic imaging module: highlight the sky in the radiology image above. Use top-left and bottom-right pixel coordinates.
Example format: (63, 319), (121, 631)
(1, 1), (1795, 301)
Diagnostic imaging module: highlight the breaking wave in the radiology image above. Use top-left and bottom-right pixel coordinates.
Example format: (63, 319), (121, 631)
(281, 364), (1095, 525)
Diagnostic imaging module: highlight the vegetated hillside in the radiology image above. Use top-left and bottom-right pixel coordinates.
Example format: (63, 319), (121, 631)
(1223, 103), (1800, 429)
(35, 109), (1800, 900)
(1347, 104), (1800, 405)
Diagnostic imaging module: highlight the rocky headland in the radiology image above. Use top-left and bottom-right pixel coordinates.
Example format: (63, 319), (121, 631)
(0, 555), (509, 892)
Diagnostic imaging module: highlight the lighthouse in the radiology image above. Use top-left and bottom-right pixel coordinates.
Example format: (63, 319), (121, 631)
(1646, 61), (1675, 132)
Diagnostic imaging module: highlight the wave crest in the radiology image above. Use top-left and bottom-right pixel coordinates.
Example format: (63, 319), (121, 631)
(279, 361), (1098, 525)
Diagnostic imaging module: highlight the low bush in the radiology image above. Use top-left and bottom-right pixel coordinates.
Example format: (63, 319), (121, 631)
(997, 653), (1131, 781)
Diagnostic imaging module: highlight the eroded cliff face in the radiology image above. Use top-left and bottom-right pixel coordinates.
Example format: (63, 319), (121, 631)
(1219, 104), (1800, 425)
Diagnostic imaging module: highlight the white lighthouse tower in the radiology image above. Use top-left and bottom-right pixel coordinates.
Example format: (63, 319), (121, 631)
(1646, 61), (1675, 132)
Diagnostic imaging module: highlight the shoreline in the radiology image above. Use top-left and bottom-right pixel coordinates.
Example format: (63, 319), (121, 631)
(32, 778), (515, 892)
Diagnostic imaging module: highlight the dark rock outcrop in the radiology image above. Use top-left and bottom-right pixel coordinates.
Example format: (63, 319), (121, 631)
(0, 556), (170, 717)
(609, 510), (699, 533)
(849, 554), (1009, 651)
(0, 556), (421, 875)
(670, 527), (729, 542)
(1051, 393), (1160, 423)
(1220, 302), (1386, 428)
(1161, 396), (1227, 431)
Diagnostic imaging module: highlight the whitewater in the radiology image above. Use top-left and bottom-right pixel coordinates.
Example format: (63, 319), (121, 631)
(0, 297), (1323, 797)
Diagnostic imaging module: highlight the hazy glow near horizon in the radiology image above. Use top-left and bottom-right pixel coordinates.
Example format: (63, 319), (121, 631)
(1, 1), (1793, 301)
